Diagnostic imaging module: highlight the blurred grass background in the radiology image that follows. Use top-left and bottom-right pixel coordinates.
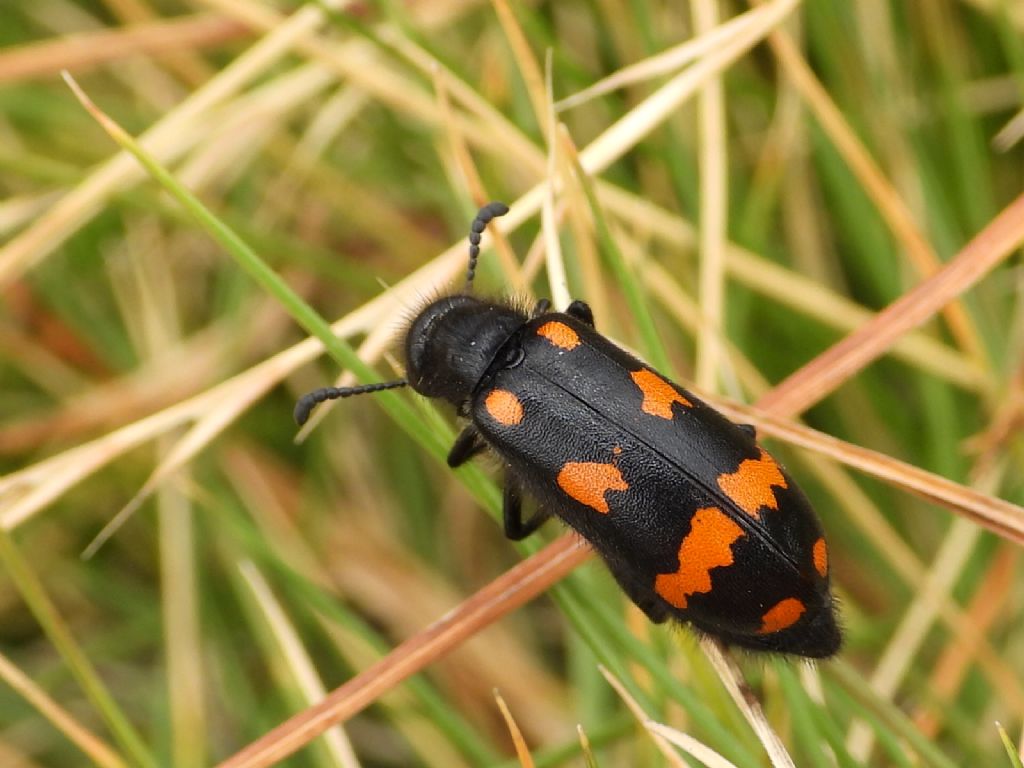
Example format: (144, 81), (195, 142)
(2, 0), (1024, 766)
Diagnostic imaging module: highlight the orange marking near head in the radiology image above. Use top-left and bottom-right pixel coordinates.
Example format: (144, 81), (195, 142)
(716, 448), (788, 518)
(630, 369), (692, 419)
(484, 389), (523, 425)
(557, 462), (628, 514)
(813, 537), (828, 577)
(758, 597), (806, 634)
(537, 321), (580, 350)
(654, 507), (744, 609)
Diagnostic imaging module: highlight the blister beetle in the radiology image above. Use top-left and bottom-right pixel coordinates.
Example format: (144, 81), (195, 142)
(296, 202), (840, 658)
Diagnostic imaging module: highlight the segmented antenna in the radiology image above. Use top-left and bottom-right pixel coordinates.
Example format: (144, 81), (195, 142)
(465, 201), (510, 289)
(294, 379), (407, 425)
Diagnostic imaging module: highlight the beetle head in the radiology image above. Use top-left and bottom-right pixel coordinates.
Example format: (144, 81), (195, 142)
(405, 294), (526, 405)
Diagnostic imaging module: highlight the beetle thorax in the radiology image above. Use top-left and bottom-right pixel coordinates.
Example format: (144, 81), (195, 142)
(404, 295), (527, 405)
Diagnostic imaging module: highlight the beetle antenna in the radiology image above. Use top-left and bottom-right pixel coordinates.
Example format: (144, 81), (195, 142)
(294, 379), (407, 425)
(465, 201), (510, 289)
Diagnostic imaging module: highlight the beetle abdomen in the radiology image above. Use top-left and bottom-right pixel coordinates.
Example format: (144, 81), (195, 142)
(471, 313), (839, 656)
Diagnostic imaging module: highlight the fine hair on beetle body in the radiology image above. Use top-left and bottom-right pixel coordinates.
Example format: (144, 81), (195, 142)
(296, 201), (840, 659)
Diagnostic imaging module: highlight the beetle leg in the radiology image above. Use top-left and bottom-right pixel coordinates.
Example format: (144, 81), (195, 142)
(604, 560), (670, 623)
(447, 427), (487, 468)
(503, 478), (550, 540)
(530, 298), (551, 318)
(565, 300), (595, 327)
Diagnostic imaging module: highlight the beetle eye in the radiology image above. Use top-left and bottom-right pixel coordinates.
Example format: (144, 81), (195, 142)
(502, 346), (525, 368)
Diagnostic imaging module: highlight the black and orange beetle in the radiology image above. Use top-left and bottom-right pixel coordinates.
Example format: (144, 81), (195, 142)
(296, 202), (840, 658)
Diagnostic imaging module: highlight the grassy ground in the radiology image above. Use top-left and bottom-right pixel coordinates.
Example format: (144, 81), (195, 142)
(2, 1), (1024, 766)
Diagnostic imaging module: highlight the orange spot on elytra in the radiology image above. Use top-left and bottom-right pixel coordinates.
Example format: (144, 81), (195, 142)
(484, 389), (523, 425)
(630, 369), (691, 419)
(654, 507), (744, 610)
(813, 537), (828, 577)
(758, 597), (806, 634)
(717, 448), (788, 518)
(537, 321), (580, 350)
(557, 462), (628, 514)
